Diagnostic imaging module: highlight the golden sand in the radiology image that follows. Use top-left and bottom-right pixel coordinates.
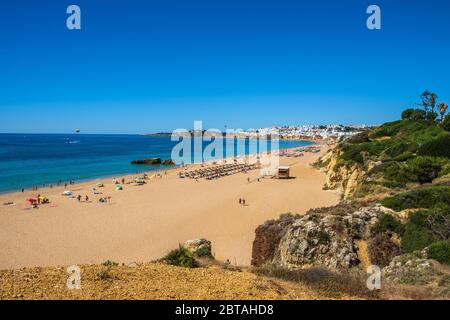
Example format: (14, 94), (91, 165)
(0, 147), (338, 270)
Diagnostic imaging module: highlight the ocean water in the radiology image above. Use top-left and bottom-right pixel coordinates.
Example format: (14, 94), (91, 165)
(0, 134), (312, 193)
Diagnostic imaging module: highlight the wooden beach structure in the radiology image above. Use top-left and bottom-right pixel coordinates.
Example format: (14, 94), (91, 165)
(277, 166), (290, 179)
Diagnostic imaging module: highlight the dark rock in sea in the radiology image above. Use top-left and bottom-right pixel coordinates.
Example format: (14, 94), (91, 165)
(162, 159), (175, 166)
(131, 158), (161, 165)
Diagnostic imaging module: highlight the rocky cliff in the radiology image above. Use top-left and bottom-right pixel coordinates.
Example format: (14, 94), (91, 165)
(252, 206), (391, 270)
(319, 147), (364, 199)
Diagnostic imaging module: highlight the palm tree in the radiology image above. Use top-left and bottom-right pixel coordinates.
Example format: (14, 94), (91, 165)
(438, 102), (448, 120)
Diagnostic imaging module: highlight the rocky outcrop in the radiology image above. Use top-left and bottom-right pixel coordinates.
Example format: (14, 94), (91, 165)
(252, 206), (389, 270)
(131, 158), (161, 165)
(319, 148), (364, 199)
(184, 239), (212, 257)
(251, 214), (299, 266)
(383, 249), (450, 292)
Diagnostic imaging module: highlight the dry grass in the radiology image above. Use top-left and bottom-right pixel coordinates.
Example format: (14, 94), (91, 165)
(253, 263), (379, 300)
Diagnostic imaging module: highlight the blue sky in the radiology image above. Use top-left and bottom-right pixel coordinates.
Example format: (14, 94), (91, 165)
(1, 0), (449, 133)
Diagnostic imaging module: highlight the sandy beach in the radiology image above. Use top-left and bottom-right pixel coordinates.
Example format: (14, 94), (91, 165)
(0, 146), (339, 270)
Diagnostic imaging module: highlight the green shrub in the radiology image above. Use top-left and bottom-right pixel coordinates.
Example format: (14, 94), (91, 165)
(426, 111), (438, 122)
(347, 131), (370, 144)
(194, 246), (214, 258)
(371, 213), (405, 235)
(164, 245), (198, 268)
(440, 164), (450, 177)
(427, 241), (450, 265)
(401, 211), (435, 253)
(426, 204), (450, 240)
(97, 260), (118, 280)
(381, 186), (450, 211)
(340, 145), (364, 164)
(441, 115), (450, 131)
(407, 156), (447, 184)
(383, 162), (415, 185)
(392, 151), (415, 162)
(418, 134), (450, 159)
(382, 180), (406, 188)
(102, 260), (118, 267)
(385, 141), (412, 158)
(400, 205), (449, 254)
(401, 109), (415, 120)
(97, 269), (112, 280)
(340, 141), (388, 164)
(401, 109), (427, 121)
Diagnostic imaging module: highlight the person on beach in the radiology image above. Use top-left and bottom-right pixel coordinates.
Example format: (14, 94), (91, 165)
(77, 195), (81, 202)
(242, 198), (246, 206)
(85, 195), (89, 202)
(121, 178), (125, 184)
(239, 198), (242, 205)
(64, 183), (67, 189)
(21, 188), (24, 193)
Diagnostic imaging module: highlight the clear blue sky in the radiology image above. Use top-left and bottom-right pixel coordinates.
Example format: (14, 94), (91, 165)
(1, 0), (449, 134)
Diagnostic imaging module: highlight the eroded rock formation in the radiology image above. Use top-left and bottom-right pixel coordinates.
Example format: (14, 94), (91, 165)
(252, 206), (389, 270)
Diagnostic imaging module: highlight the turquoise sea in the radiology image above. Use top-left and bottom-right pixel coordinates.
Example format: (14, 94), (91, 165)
(0, 134), (313, 193)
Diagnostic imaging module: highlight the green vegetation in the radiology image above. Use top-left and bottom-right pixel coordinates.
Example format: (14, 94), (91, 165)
(382, 156), (449, 186)
(193, 246), (214, 259)
(401, 205), (450, 255)
(401, 210), (436, 253)
(97, 260), (119, 280)
(371, 213), (404, 235)
(164, 245), (198, 268)
(441, 115), (450, 131)
(427, 241), (450, 265)
(407, 156), (448, 184)
(418, 134), (450, 159)
(334, 91), (450, 266)
(381, 186), (450, 211)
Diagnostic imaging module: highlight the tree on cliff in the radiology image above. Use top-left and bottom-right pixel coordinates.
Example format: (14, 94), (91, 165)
(438, 102), (448, 120)
(419, 90), (438, 113)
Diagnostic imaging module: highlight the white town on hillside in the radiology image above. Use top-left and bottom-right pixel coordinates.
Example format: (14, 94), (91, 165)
(240, 124), (371, 140)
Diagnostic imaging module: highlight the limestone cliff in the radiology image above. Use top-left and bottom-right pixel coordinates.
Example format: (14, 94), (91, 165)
(251, 206), (391, 270)
(319, 147), (365, 199)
